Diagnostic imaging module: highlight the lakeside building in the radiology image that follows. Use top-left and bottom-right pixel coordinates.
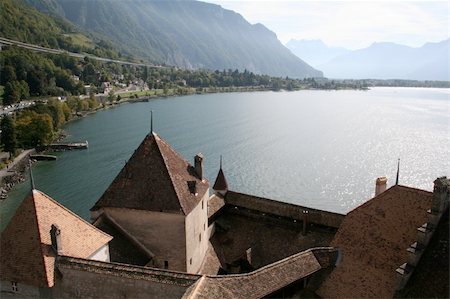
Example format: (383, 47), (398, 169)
(0, 130), (448, 298)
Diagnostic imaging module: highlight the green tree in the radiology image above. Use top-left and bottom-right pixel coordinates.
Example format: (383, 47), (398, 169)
(0, 65), (16, 85)
(16, 111), (54, 147)
(47, 99), (66, 129)
(108, 90), (115, 103)
(3, 82), (20, 105)
(0, 115), (17, 157)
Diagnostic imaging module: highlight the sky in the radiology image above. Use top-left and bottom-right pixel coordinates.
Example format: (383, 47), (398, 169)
(205, 0), (450, 50)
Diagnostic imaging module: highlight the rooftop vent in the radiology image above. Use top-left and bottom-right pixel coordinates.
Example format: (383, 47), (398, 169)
(50, 224), (64, 255)
(188, 181), (197, 195)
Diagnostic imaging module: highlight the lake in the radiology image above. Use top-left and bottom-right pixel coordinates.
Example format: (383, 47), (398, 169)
(1, 87), (449, 229)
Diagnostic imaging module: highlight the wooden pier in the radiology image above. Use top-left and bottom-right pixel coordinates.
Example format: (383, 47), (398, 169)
(48, 141), (89, 151)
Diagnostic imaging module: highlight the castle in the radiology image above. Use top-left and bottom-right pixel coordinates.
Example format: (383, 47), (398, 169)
(1, 130), (449, 298)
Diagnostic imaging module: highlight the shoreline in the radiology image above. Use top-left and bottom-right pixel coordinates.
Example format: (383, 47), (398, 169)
(0, 149), (35, 199)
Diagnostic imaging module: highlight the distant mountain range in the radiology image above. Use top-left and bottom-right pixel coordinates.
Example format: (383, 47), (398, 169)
(285, 39), (350, 68)
(287, 39), (449, 80)
(24, 0), (322, 79)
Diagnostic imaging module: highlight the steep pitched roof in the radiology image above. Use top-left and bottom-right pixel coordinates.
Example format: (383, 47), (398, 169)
(183, 247), (336, 299)
(0, 190), (112, 288)
(213, 168), (228, 191)
(317, 185), (432, 298)
(92, 133), (209, 215)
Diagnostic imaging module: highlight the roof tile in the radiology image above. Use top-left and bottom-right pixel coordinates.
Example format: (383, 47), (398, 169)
(92, 133), (209, 215)
(0, 190), (112, 288)
(317, 185), (432, 298)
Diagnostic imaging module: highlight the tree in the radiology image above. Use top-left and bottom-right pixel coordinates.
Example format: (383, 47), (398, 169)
(108, 90), (115, 103)
(16, 111), (54, 147)
(0, 65), (16, 85)
(0, 115), (17, 157)
(3, 82), (20, 105)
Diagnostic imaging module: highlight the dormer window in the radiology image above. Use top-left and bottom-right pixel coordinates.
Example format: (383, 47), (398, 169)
(187, 181), (197, 195)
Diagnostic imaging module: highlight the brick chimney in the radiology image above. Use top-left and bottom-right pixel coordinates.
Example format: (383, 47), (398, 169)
(375, 177), (387, 196)
(50, 224), (64, 255)
(194, 153), (204, 180)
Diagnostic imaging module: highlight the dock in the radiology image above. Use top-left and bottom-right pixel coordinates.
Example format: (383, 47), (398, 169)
(48, 141), (89, 151)
(30, 154), (57, 161)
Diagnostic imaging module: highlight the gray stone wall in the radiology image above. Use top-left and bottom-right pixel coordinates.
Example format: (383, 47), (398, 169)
(53, 257), (200, 299)
(225, 191), (345, 228)
(0, 280), (41, 298)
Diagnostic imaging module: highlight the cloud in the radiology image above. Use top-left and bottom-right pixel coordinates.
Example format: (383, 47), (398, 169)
(206, 1), (450, 49)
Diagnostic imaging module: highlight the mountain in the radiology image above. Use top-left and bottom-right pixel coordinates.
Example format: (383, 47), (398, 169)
(285, 39), (350, 68)
(318, 40), (450, 80)
(0, 0), (122, 59)
(24, 0), (322, 79)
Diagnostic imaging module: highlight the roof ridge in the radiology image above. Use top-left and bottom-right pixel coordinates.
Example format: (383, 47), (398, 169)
(205, 247), (326, 279)
(58, 255), (202, 280)
(396, 184), (433, 195)
(349, 185), (433, 214)
(30, 190), (52, 287)
(153, 133), (187, 214)
(35, 190), (112, 241)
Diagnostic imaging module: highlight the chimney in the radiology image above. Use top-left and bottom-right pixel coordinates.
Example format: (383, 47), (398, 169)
(50, 224), (64, 255)
(375, 177), (387, 196)
(432, 177), (449, 214)
(302, 210), (309, 236)
(194, 153), (204, 180)
(187, 181), (197, 195)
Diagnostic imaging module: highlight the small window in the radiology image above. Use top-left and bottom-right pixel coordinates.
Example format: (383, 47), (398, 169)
(203, 222), (206, 231)
(164, 261), (169, 269)
(199, 233), (202, 242)
(11, 282), (18, 292)
(202, 200), (204, 209)
(190, 258), (192, 265)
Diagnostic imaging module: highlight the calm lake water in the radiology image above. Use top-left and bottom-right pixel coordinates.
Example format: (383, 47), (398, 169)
(1, 87), (449, 229)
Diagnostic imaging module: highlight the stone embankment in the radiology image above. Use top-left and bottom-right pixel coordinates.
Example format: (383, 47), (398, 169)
(0, 149), (35, 199)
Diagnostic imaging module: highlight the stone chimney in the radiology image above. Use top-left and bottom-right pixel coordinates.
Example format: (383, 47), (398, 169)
(375, 177), (387, 196)
(194, 153), (204, 180)
(50, 224), (64, 255)
(302, 210), (309, 236)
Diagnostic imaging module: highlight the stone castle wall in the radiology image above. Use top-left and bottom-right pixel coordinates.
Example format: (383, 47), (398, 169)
(225, 191), (345, 228)
(53, 256), (200, 298)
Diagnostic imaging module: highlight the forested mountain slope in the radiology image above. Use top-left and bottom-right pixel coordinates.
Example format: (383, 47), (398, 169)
(24, 0), (322, 78)
(0, 0), (122, 59)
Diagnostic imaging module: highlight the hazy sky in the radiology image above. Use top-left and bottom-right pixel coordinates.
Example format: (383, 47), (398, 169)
(205, 0), (450, 49)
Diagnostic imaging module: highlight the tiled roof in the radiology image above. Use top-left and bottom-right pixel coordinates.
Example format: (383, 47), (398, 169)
(92, 133), (209, 215)
(207, 194), (225, 219)
(0, 190), (112, 288)
(183, 247), (337, 299)
(197, 242), (222, 275)
(213, 168), (228, 191)
(317, 185), (432, 298)
(395, 208), (449, 298)
(210, 205), (336, 270)
(57, 256), (201, 286)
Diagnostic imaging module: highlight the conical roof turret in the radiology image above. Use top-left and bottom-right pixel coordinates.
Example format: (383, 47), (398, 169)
(91, 132), (209, 215)
(213, 156), (228, 194)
